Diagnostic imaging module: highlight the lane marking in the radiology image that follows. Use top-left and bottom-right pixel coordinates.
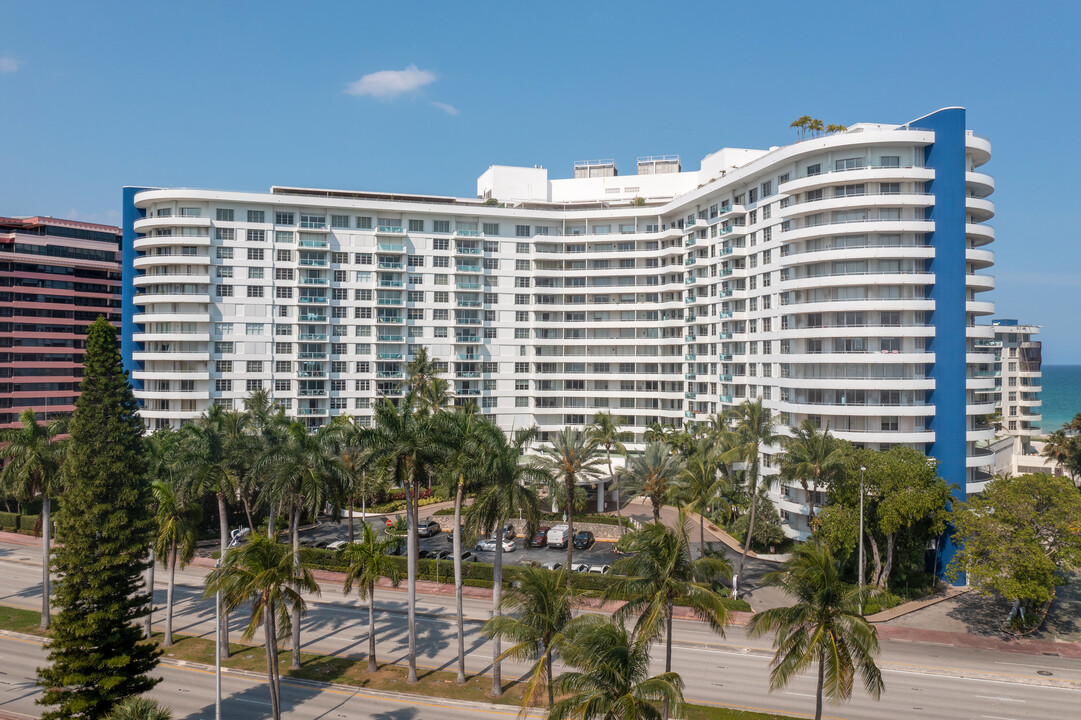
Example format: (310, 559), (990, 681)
(974, 695), (1026, 703)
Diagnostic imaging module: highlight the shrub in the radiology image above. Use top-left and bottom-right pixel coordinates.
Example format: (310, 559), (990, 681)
(0, 512), (17, 531)
(19, 514), (40, 534)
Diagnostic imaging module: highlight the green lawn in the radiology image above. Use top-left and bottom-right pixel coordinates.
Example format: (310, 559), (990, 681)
(0, 603), (801, 719)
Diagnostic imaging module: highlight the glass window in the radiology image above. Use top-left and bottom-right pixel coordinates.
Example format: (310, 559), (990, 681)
(275, 212), (295, 225)
(247, 210), (265, 223)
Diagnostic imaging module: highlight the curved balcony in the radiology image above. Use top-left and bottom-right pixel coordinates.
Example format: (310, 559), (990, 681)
(132, 350), (212, 362)
(133, 255), (210, 269)
(780, 271), (934, 294)
(965, 196), (995, 222)
(966, 401), (997, 415)
(965, 133), (992, 168)
(832, 430), (936, 444)
(966, 300), (995, 316)
(781, 219), (935, 244)
(134, 273), (210, 287)
(779, 376), (934, 391)
(782, 298), (935, 316)
(777, 325), (934, 340)
(779, 167), (934, 195)
(965, 171), (995, 198)
(776, 400), (935, 417)
(780, 245), (934, 268)
(133, 216), (212, 234)
(779, 192), (934, 221)
(965, 247), (994, 268)
(775, 351), (935, 365)
(133, 312), (209, 324)
(965, 223), (994, 247)
(133, 235), (211, 251)
(136, 408), (205, 421)
(966, 448), (995, 468)
(134, 293), (211, 306)
(132, 332), (210, 343)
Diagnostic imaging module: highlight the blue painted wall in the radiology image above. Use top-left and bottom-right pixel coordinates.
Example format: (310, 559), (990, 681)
(920, 108), (968, 583)
(121, 187), (147, 392)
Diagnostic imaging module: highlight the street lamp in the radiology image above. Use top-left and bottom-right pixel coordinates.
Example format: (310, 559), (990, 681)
(216, 531), (243, 720)
(858, 465), (866, 615)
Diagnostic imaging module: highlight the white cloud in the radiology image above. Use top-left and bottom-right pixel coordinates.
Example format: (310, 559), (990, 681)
(430, 101), (459, 116)
(0, 56), (22, 74)
(344, 65), (435, 99)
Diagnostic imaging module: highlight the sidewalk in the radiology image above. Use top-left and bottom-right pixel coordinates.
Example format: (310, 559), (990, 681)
(623, 498), (791, 562)
(866, 583), (972, 623)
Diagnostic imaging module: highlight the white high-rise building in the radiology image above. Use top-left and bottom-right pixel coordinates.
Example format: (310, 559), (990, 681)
(122, 107), (997, 543)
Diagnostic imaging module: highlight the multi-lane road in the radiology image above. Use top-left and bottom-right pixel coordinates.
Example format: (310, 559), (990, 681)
(1, 541), (1078, 719)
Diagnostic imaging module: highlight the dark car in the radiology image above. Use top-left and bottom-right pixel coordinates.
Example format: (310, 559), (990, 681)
(417, 519), (441, 538)
(418, 549), (436, 559)
(531, 526), (551, 548)
(437, 549), (475, 563)
(446, 525), (465, 543)
(502, 523), (516, 541)
(572, 530), (595, 550)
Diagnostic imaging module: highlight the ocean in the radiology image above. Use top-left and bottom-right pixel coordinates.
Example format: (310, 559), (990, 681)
(1040, 365), (1081, 432)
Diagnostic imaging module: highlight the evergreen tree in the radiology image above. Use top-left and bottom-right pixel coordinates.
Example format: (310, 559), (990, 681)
(37, 317), (161, 719)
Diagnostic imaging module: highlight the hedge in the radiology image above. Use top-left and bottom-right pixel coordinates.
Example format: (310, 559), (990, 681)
(18, 514), (39, 533)
(0, 512), (17, 531)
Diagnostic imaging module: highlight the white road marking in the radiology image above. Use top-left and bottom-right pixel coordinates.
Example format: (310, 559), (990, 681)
(993, 659), (1074, 672)
(975, 695), (1026, 703)
(783, 691), (815, 697)
(235, 697), (271, 705)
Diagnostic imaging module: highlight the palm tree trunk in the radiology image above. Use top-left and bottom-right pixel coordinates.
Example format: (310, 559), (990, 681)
(565, 477), (574, 587)
(268, 498), (277, 539)
(815, 656), (825, 720)
(546, 653), (554, 707)
(609, 451), (626, 537)
(264, 604), (281, 720)
(290, 501), (301, 670)
(40, 495), (50, 629)
(491, 515), (504, 698)
(165, 542), (177, 646)
(217, 492), (230, 659)
(663, 599), (674, 720)
(700, 512), (706, 558)
(144, 542), (155, 638)
(404, 479), (418, 684)
(737, 460), (759, 586)
(241, 494), (255, 535)
(348, 497), (355, 546)
(368, 580), (378, 672)
(453, 479), (466, 684)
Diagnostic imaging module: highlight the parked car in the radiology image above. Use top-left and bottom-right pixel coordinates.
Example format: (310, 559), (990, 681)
(417, 519), (441, 538)
(446, 525), (465, 543)
(518, 558), (540, 568)
(571, 564), (590, 573)
(572, 530), (595, 550)
(540, 561), (563, 571)
(475, 538), (515, 553)
(588, 564), (611, 574)
(326, 540), (350, 551)
(502, 523), (516, 541)
(436, 549), (476, 562)
(418, 549), (436, 559)
(547, 525), (570, 549)
(531, 526), (551, 548)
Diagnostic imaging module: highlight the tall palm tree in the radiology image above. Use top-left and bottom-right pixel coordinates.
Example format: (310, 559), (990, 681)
(620, 441), (684, 522)
(431, 404), (491, 684)
(354, 397), (443, 683)
(605, 514), (731, 720)
(106, 696), (172, 720)
(721, 398), (784, 583)
(588, 411), (633, 533)
(673, 438), (731, 555)
(399, 346), (440, 398)
(342, 522), (402, 672)
(0, 408), (68, 629)
(484, 566), (573, 708)
(781, 420), (845, 523)
(179, 404), (239, 656)
(419, 375), (451, 414)
(152, 477), (199, 647)
(536, 428), (605, 581)
(259, 421), (348, 669)
(747, 542), (884, 720)
(467, 424), (544, 697)
(549, 615), (684, 720)
(204, 535), (319, 720)
(243, 390), (288, 539)
(1042, 429), (1073, 476)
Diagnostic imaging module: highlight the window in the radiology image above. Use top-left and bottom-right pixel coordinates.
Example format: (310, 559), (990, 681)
(835, 157), (865, 171)
(275, 212), (295, 225)
(216, 360), (233, 373)
(216, 284), (234, 297)
(216, 228), (235, 241)
(516, 242), (530, 254)
(249, 267), (264, 279)
(407, 255), (424, 267)
(216, 247), (234, 259)
(805, 163), (821, 177)
(246, 323), (264, 335)
(408, 274), (422, 285)
(484, 328), (497, 339)
(514, 293), (530, 305)
(356, 216), (372, 229)
(245, 379), (262, 392)
(515, 225), (531, 237)
(332, 288), (348, 300)
(514, 362), (529, 373)
(274, 324), (292, 336)
(331, 214), (350, 228)
(300, 214), (325, 229)
(276, 250), (293, 263)
(515, 311), (529, 322)
(274, 342), (292, 354)
(246, 229), (266, 242)
(275, 286), (293, 299)
(331, 251), (348, 264)
(483, 258), (499, 270)
(216, 266), (233, 278)
(434, 291), (448, 303)
(483, 223), (499, 235)
(356, 253), (372, 264)
(761, 180), (772, 197)
(179, 207), (201, 218)
(215, 209), (234, 222)
(433, 220), (450, 234)
(215, 322), (233, 335)
(275, 230), (293, 243)
(356, 289), (372, 301)
(433, 274), (447, 285)
(514, 327), (528, 339)
(215, 341), (235, 354)
(243, 210), (263, 223)
(408, 291), (424, 303)
(334, 270), (346, 282)
(407, 308), (424, 320)
(433, 256), (449, 267)
(247, 248), (264, 261)
(880, 182), (901, 195)
(247, 286), (264, 298)
(433, 238), (449, 251)
(880, 156), (900, 168)
(244, 360), (262, 374)
(434, 326), (448, 338)
(215, 379), (232, 392)
(408, 219), (424, 232)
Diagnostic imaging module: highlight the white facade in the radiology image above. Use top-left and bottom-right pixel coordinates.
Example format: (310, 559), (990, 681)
(981, 320), (1043, 480)
(125, 110), (998, 538)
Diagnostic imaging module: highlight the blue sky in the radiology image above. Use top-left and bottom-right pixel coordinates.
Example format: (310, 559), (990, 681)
(1, 0), (1078, 361)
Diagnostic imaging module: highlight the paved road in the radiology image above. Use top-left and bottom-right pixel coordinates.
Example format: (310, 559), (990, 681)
(2, 543), (1079, 719)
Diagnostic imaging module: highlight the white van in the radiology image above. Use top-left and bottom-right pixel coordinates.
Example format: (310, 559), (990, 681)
(547, 525), (570, 549)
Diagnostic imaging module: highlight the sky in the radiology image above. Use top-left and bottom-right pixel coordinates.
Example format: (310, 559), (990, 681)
(1, 0), (1079, 362)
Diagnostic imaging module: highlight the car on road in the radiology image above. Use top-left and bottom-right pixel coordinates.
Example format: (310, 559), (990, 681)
(547, 525), (570, 548)
(572, 530), (595, 550)
(417, 519), (441, 538)
(474, 538), (515, 553)
(588, 564), (611, 574)
(531, 526), (550, 548)
(540, 561), (562, 571)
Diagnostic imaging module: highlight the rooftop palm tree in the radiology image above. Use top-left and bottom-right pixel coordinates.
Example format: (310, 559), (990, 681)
(790, 115), (813, 140)
(549, 615), (684, 720)
(620, 441), (684, 522)
(588, 411), (633, 533)
(484, 565), (573, 709)
(152, 477), (199, 647)
(342, 521), (402, 672)
(605, 514), (731, 720)
(204, 535), (319, 720)
(781, 420), (845, 524)
(0, 408), (68, 629)
(467, 424), (544, 697)
(747, 542), (884, 720)
(259, 420), (347, 669)
(535, 428), (605, 583)
(720, 398), (784, 584)
(673, 438), (731, 555)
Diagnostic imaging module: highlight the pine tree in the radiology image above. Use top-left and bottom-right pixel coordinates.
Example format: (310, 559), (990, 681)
(37, 317), (161, 719)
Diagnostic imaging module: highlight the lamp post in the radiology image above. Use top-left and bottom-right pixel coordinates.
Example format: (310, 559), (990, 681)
(216, 532), (243, 720)
(858, 465), (866, 615)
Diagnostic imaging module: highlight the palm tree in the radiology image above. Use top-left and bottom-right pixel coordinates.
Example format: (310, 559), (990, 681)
(342, 522), (402, 672)
(673, 439), (731, 555)
(259, 420), (348, 669)
(620, 441), (684, 522)
(588, 411), (633, 533)
(789, 115), (812, 140)
(549, 615), (684, 720)
(536, 428), (605, 582)
(808, 118), (824, 137)
(204, 535), (319, 720)
(0, 408), (68, 629)
(606, 514), (731, 720)
(781, 420), (845, 523)
(419, 375), (452, 413)
(241, 389), (288, 536)
(399, 346), (440, 398)
(106, 696), (172, 720)
(354, 397), (443, 683)
(152, 477), (199, 647)
(825, 124), (848, 135)
(431, 404), (492, 684)
(1042, 429), (1073, 477)
(179, 404), (239, 656)
(484, 565), (573, 708)
(721, 398), (784, 584)
(467, 424), (544, 697)
(747, 542), (884, 720)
